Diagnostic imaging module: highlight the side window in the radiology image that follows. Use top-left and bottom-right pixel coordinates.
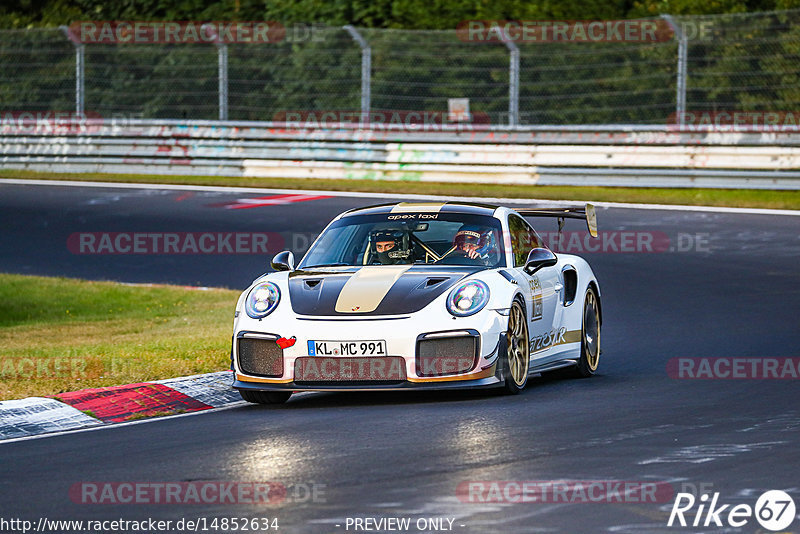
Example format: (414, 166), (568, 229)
(508, 214), (544, 267)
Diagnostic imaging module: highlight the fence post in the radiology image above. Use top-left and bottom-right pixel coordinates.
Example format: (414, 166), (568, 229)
(661, 15), (687, 126)
(201, 24), (229, 121)
(218, 44), (229, 121)
(503, 40), (520, 127)
(59, 26), (85, 116)
(343, 25), (371, 126)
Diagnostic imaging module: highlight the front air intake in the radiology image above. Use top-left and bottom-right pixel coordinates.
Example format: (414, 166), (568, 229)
(416, 335), (478, 377)
(237, 337), (283, 377)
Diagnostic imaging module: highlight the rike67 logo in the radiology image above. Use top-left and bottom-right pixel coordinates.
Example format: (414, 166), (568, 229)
(668, 490), (796, 531)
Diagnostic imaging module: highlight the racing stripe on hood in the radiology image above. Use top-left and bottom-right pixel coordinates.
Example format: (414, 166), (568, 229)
(390, 202), (444, 213)
(334, 265), (412, 313)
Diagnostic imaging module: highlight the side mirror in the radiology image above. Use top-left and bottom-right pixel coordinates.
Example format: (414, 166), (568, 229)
(524, 248), (557, 275)
(271, 250), (295, 272)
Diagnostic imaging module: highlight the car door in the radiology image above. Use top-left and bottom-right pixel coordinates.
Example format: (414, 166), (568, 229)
(508, 214), (561, 358)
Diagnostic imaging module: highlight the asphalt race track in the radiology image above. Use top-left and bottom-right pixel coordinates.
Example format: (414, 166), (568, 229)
(1, 181), (799, 533)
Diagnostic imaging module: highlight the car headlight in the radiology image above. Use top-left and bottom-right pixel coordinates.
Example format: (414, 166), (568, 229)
(446, 280), (490, 317)
(245, 282), (281, 319)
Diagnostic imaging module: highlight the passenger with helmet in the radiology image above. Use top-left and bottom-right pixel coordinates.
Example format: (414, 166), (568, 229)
(447, 225), (498, 266)
(369, 228), (414, 265)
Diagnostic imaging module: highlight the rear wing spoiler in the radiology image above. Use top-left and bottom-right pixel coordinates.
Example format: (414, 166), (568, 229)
(517, 203), (598, 238)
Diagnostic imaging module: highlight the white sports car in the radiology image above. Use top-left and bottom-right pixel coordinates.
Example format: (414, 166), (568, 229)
(231, 201), (602, 404)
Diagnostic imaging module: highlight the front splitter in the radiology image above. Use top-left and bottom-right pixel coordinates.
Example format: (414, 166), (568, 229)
(233, 375), (503, 392)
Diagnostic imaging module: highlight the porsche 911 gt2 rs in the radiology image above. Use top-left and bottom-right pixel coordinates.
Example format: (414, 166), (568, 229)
(231, 201), (602, 404)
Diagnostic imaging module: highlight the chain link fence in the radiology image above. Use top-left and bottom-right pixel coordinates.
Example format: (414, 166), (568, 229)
(1, 10), (799, 126)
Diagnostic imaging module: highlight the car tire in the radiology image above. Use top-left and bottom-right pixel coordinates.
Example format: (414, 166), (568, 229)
(573, 286), (601, 378)
(239, 390), (292, 405)
(502, 299), (530, 394)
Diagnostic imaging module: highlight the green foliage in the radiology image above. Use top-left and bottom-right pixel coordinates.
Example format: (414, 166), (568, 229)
(1, 4), (799, 125)
(0, 29), (74, 112)
(681, 11), (800, 113)
(0, 0), (791, 29)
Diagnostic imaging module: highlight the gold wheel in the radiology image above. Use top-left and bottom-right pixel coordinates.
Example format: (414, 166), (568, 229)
(574, 287), (600, 378)
(583, 290), (600, 371)
(506, 300), (530, 389)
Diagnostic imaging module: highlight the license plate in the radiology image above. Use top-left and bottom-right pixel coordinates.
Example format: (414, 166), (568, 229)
(307, 340), (387, 357)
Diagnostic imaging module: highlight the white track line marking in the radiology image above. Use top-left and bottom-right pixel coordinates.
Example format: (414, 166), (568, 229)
(1, 178), (798, 216)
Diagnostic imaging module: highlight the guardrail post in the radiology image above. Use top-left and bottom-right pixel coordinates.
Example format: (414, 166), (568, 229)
(59, 26), (85, 116)
(343, 25), (371, 126)
(503, 40), (520, 127)
(218, 43), (229, 121)
(661, 15), (687, 126)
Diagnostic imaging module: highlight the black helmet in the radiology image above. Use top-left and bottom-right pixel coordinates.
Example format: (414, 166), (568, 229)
(370, 228), (412, 264)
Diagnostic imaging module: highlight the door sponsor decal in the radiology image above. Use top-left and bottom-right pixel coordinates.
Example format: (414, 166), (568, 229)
(529, 276), (543, 321)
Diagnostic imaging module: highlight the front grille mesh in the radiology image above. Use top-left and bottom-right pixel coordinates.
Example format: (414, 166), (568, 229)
(416, 336), (477, 377)
(238, 337), (283, 377)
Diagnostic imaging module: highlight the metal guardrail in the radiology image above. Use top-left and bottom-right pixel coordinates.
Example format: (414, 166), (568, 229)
(2, 120), (800, 189)
(8, 118), (800, 143)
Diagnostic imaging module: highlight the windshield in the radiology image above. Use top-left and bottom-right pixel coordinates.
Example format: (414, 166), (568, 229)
(299, 212), (506, 268)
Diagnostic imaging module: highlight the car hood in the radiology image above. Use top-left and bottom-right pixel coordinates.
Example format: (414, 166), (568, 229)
(287, 265), (485, 316)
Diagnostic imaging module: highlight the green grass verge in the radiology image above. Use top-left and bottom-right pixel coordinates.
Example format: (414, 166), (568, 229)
(0, 273), (238, 401)
(2, 169), (799, 210)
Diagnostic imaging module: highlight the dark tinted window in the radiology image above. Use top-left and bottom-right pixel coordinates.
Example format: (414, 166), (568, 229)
(508, 214), (544, 267)
(300, 212), (506, 268)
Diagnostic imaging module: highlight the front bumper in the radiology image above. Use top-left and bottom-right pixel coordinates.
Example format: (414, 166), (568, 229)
(231, 308), (508, 392)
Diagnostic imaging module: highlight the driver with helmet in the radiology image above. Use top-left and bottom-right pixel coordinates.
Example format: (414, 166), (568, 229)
(449, 225), (498, 265)
(370, 228), (414, 264)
